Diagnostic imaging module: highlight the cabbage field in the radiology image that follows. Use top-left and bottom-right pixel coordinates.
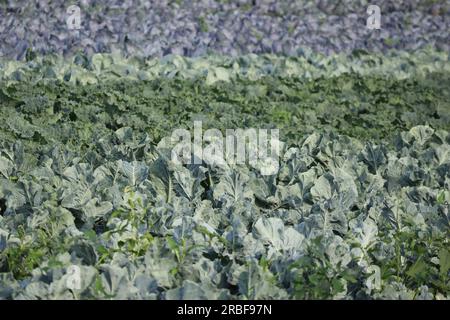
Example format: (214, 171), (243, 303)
(0, 1), (449, 300)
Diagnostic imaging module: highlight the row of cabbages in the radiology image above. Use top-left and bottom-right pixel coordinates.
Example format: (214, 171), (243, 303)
(1, 125), (449, 299)
(0, 0), (448, 59)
